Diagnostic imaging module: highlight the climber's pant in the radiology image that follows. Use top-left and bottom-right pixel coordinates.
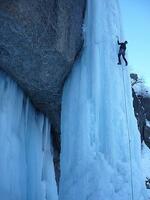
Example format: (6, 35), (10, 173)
(118, 49), (128, 65)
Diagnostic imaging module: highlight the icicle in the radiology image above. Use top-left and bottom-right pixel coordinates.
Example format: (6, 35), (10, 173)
(0, 71), (58, 200)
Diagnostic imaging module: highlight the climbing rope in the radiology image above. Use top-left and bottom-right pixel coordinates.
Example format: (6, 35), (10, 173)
(121, 66), (134, 200)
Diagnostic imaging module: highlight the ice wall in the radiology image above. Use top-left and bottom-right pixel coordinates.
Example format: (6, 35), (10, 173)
(0, 72), (58, 200)
(142, 143), (150, 198)
(60, 0), (146, 199)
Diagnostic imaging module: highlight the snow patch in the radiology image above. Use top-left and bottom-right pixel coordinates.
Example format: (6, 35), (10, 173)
(146, 120), (150, 128)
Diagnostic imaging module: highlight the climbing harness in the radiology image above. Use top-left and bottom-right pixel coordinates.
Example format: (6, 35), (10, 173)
(121, 66), (134, 200)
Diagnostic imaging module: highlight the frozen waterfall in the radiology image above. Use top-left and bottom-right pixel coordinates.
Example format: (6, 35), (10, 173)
(60, 0), (146, 199)
(0, 71), (58, 200)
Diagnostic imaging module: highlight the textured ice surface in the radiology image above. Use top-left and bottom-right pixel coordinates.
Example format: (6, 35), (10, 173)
(142, 143), (150, 198)
(60, 0), (147, 199)
(0, 72), (58, 200)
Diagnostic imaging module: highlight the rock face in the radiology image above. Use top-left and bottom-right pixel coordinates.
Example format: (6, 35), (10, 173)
(132, 88), (146, 142)
(0, 0), (86, 132)
(134, 94), (150, 148)
(131, 74), (150, 148)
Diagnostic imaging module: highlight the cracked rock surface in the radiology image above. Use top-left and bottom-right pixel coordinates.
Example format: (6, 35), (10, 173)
(0, 0), (86, 131)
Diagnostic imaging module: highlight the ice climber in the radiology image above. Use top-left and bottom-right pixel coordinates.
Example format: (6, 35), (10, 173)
(117, 40), (128, 66)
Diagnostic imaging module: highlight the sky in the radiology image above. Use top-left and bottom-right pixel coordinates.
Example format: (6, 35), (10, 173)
(119, 0), (150, 86)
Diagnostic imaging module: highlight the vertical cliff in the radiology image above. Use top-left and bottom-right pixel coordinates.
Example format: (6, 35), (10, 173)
(131, 73), (150, 148)
(0, 1), (86, 188)
(0, 0), (86, 132)
(60, 0), (146, 199)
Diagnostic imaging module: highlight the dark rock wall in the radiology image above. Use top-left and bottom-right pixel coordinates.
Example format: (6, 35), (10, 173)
(132, 89), (146, 142)
(142, 98), (150, 121)
(0, 0), (86, 132)
(132, 88), (150, 148)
